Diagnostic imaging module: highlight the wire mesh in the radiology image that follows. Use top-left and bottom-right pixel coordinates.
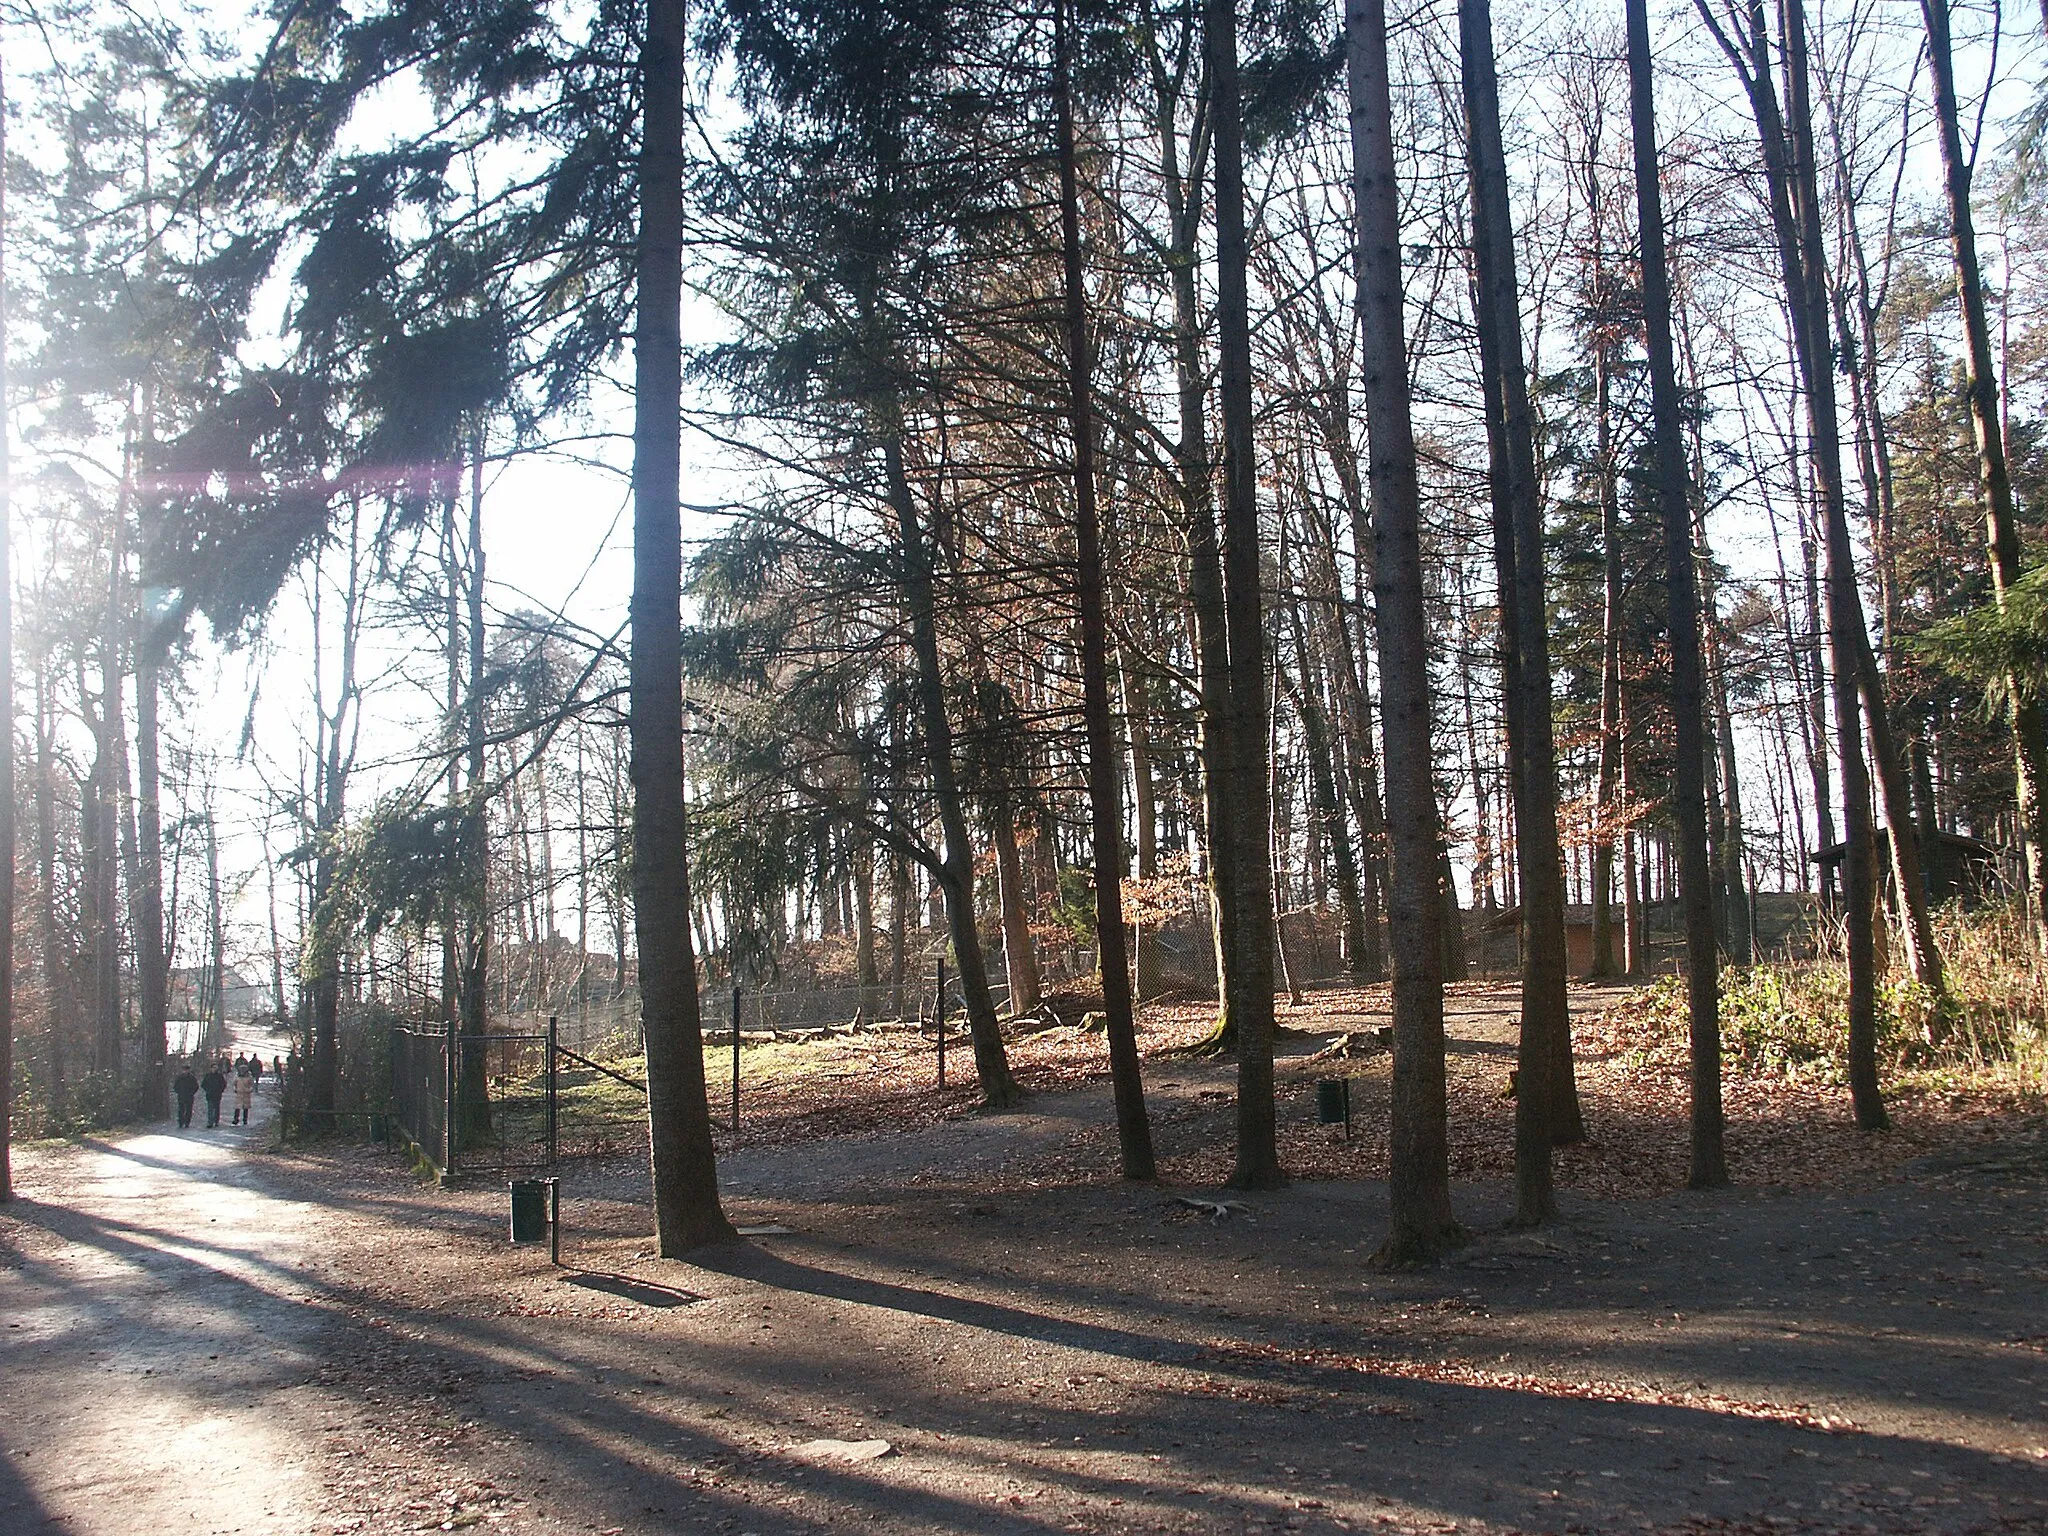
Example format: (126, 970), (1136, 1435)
(387, 1026), (448, 1168)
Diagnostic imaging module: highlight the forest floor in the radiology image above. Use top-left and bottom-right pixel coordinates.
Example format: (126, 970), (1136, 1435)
(3, 980), (2046, 1536)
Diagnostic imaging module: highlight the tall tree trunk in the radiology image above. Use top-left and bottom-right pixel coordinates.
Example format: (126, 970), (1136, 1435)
(1796, 484), (1836, 905)
(0, 56), (12, 1191)
(1285, 604), (1369, 979)
(133, 632), (168, 1115)
(1921, 0), (2048, 954)
(264, 827), (288, 1022)
(91, 613), (122, 1081)
(304, 518), (364, 1120)
(456, 438), (493, 1142)
(884, 438), (1018, 1106)
(1270, 668), (1303, 1008)
(1056, 0), (1155, 1177)
(1206, 0), (1282, 1190)
(1700, 0), (1885, 1128)
(632, 0), (735, 1253)
(1302, 500), (1388, 977)
(1590, 344), (1622, 979)
(1119, 646), (1166, 1001)
(1349, 0), (1461, 1261)
(1631, 0), (1727, 1187)
(36, 660), (65, 1122)
(889, 843), (909, 1019)
(1461, 0), (1579, 1219)
(853, 834), (879, 1008)
(1438, 831), (1468, 981)
(1828, 278), (1946, 988)
(206, 810), (226, 1057)
(1701, 579), (1753, 962)
(992, 806), (1042, 1015)
(1621, 709), (1644, 975)
(440, 486), (463, 1071)
(1854, 637), (1945, 996)
(1148, 37), (1238, 1044)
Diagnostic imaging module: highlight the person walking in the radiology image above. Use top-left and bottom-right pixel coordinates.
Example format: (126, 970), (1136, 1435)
(231, 1065), (256, 1126)
(173, 1064), (200, 1129)
(200, 1062), (228, 1129)
(250, 1055), (264, 1092)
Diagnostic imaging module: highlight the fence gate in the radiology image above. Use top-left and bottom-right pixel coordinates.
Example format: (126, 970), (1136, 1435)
(389, 1024), (555, 1178)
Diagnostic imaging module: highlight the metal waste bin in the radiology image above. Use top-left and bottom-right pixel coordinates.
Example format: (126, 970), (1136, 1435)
(1316, 1078), (1351, 1134)
(509, 1178), (550, 1242)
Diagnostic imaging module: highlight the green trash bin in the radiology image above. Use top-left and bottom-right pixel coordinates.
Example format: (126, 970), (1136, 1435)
(1316, 1078), (1351, 1133)
(509, 1179), (549, 1243)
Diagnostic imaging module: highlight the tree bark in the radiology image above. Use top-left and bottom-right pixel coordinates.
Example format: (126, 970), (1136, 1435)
(888, 833), (910, 1018)
(1056, 0), (1156, 1177)
(1285, 604), (1369, 979)
(1921, 0), (2048, 954)
(632, 0), (736, 1254)
(1119, 646), (1166, 1001)
(457, 437), (493, 1143)
(1461, 0), (1579, 1221)
(1148, 32), (1238, 1045)
(1632, 0), (1727, 1188)
(853, 834), (879, 1009)
(1301, 500), (1388, 978)
(91, 552), (124, 1080)
(0, 54), (12, 1192)
(1700, 572), (1753, 962)
(992, 806), (1042, 1016)
(205, 809), (226, 1058)
(1855, 636), (1946, 998)
(1700, 0), (1885, 1128)
(133, 627), (169, 1116)
(1349, 0), (1461, 1261)
(884, 439), (1019, 1106)
(35, 659), (64, 1123)
(1590, 344), (1622, 979)
(1205, 0), (1282, 1190)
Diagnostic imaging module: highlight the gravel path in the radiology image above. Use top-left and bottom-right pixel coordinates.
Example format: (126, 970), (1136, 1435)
(4, 1000), (2046, 1536)
(0, 1036), (339, 1534)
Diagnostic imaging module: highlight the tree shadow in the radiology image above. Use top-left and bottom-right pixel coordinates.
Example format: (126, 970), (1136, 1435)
(560, 1270), (705, 1308)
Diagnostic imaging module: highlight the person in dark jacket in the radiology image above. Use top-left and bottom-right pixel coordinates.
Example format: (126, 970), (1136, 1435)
(173, 1065), (200, 1129)
(200, 1063), (228, 1128)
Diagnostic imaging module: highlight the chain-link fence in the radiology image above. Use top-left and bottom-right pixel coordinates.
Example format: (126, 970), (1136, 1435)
(388, 1022), (652, 1177)
(503, 976), (965, 1062)
(388, 1025), (448, 1167)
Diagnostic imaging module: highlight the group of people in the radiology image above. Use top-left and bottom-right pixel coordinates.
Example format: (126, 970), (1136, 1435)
(171, 1051), (282, 1130)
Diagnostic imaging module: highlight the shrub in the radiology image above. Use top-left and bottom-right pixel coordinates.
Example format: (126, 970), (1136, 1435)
(1609, 901), (2046, 1095)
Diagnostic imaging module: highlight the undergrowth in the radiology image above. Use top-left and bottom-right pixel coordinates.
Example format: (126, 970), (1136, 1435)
(1609, 900), (2048, 1096)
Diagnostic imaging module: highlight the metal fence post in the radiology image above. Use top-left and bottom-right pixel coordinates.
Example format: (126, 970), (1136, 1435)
(936, 958), (946, 1089)
(546, 1015), (559, 1171)
(731, 984), (742, 1137)
(444, 1015), (457, 1176)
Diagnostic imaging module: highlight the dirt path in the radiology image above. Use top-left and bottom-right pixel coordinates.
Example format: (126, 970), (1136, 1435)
(0, 1041), (344, 1533)
(5, 999), (2047, 1535)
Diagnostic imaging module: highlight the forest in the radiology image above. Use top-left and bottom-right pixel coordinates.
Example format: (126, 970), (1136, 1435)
(0, 0), (2044, 1270)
